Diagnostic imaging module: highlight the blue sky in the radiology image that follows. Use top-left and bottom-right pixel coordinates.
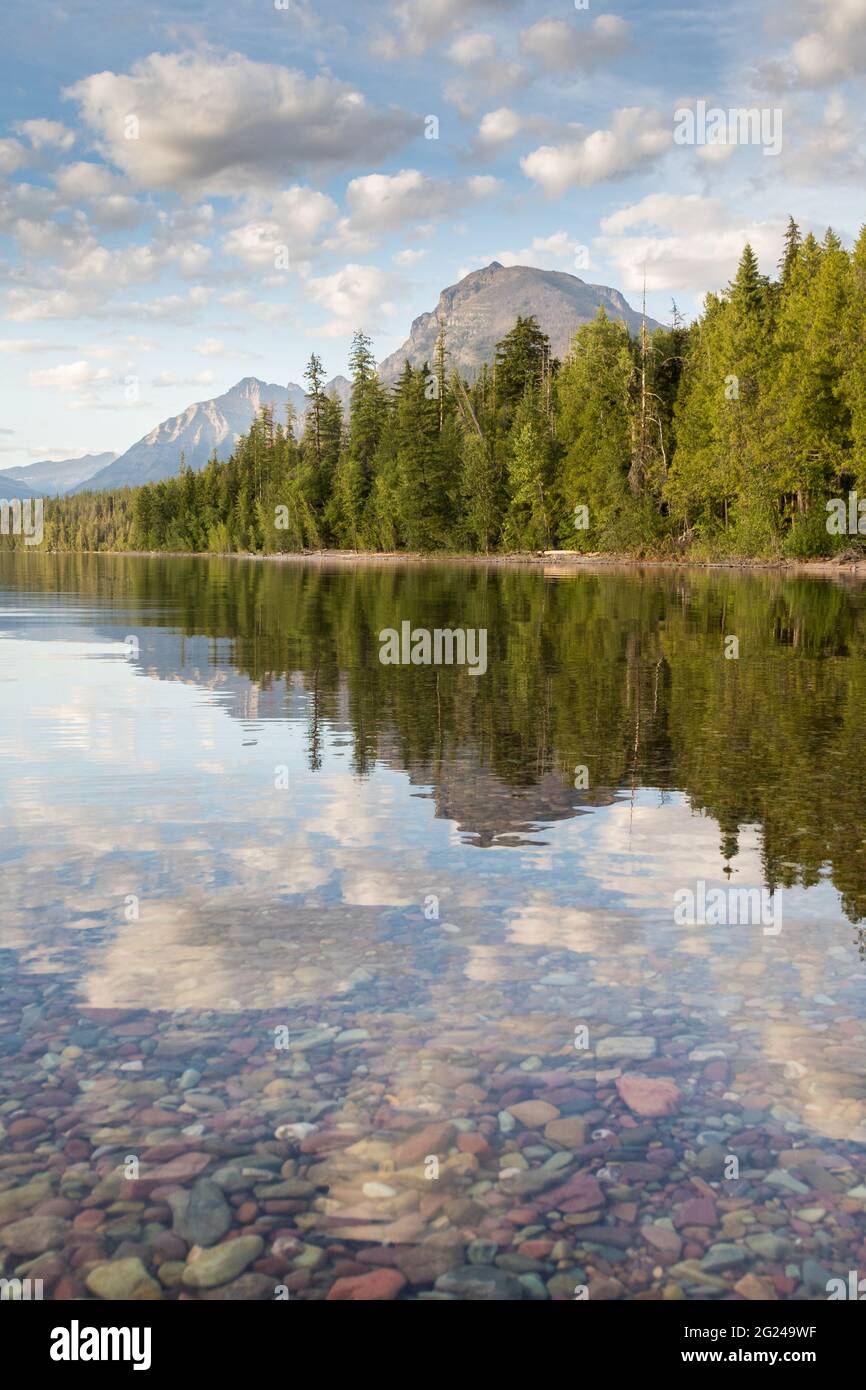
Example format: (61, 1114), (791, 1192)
(1, 0), (864, 467)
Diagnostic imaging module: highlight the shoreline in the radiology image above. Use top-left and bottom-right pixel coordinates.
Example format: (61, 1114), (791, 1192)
(28, 546), (866, 579)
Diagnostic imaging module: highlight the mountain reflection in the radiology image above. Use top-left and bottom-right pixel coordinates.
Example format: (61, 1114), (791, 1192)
(2, 552), (866, 918)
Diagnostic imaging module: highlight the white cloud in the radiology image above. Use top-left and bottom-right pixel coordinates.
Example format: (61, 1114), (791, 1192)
(5, 290), (91, 323)
(495, 231), (584, 270)
(1, 198), (213, 324)
(15, 119), (75, 151)
(393, 247), (427, 265)
(597, 194), (786, 293)
(55, 162), (119, 200)
(126, 287), (213, 323)
(601, 193), (726, 238)
(223, 186), (337, 269)
(54, 165), (145, 229)
(779, 90), (866, 182)
(374, 0), (520, 59)
(440, 30), (525, 112)
(305, 263), (399, 336)
(448, 32), (497, 66)
(29, 359), (113, 391)
(345, 168), (500, 232)
(194, 338), (233, 358)
(65, 49), (415, 194)
(519, 14), (632, 73)
(477, 107), (524, 147)
(521, 108), (671, 194)
(471, 107), (558, 154)
(322, 217), (378, 256)
(788, 0), (866, 86)
(88, 195), (147, 230)
(0, 138), (27, 175)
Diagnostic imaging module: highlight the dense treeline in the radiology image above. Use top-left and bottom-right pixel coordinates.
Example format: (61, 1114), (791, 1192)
(21, 219), (866, 558)
(6, 551), (866, 923)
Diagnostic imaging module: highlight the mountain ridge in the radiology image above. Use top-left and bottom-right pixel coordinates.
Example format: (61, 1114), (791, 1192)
(378, 261), (659, 382)
(0, 452), (117, 496)
(71, 375), (350, 495)
(59, 262), (653, 494)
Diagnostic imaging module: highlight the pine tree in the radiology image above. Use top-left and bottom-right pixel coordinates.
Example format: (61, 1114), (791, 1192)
(303, 353), (326, 470)
(779, 215), (801, 287)
(842, 225), (866, 491)
(503, 389), (552, 550)
(556, 309), (633, 548)
(329, 331), (386, 546)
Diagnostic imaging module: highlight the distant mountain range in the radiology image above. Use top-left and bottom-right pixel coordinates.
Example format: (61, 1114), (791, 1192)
(62, 375), (350, 495)
(378, 262), (659, 382)
(0, 452), (116, 498)
(3, 263), (653, 496)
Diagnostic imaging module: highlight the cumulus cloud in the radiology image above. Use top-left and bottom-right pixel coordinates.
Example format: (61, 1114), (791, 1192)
(321, 218), (378, 256)
(345, 168), (500, 232)
(439, 28), (525, 110)
(1, 197), (212, 322)
(0, 138), (27, 175)
(477, 107), (524, 147)
(55, 162), (121, 200)
(222, 186), (337, 269)
(448, 32), (498, 66)
(15, 119), (76, 151)
(471, 107), (557, 153)
(65, 49), (416, 194)
(786, 0), (866, 86)
(494, 231), (587, 271)
(305, 263), (399, 336)
(778, 90), (866, 182)
(53, 163), (148, 231)
(521, 108), (671, 194)
(596, 194), (786, 293)
(125, 286), (213, 323)
(194, 338), (234, 358)
(519, 14), (632, 73)
(29, 359), (112, 390)
(373, 0), (520, 59)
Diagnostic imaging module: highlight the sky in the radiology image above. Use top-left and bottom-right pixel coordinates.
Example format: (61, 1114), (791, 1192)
(0, 0), (864, 468)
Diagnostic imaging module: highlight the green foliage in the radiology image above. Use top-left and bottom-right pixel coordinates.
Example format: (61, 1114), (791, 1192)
(21, 223), (866, 560)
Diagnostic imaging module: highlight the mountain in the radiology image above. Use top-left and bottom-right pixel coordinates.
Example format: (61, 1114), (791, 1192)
(0, 452), (117, 496)
(0, 472), (38, 499)
(74, 376), (350, 494)
(378, 262), (660, 382)
(62, 262), (653, 494)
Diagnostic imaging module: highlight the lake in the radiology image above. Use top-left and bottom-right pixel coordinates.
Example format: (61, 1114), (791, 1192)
(1, 552), (865, 1302)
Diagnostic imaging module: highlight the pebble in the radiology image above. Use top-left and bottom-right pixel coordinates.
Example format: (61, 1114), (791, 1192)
(616, 1074), (682, 1118)
(181, 1236), (265, 1289)
(86, 1258), (162, 1301)
(435, 1266), (524, 1300)
(596, 1037), (657, 1061)
(2, 1215), (70, 1255)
